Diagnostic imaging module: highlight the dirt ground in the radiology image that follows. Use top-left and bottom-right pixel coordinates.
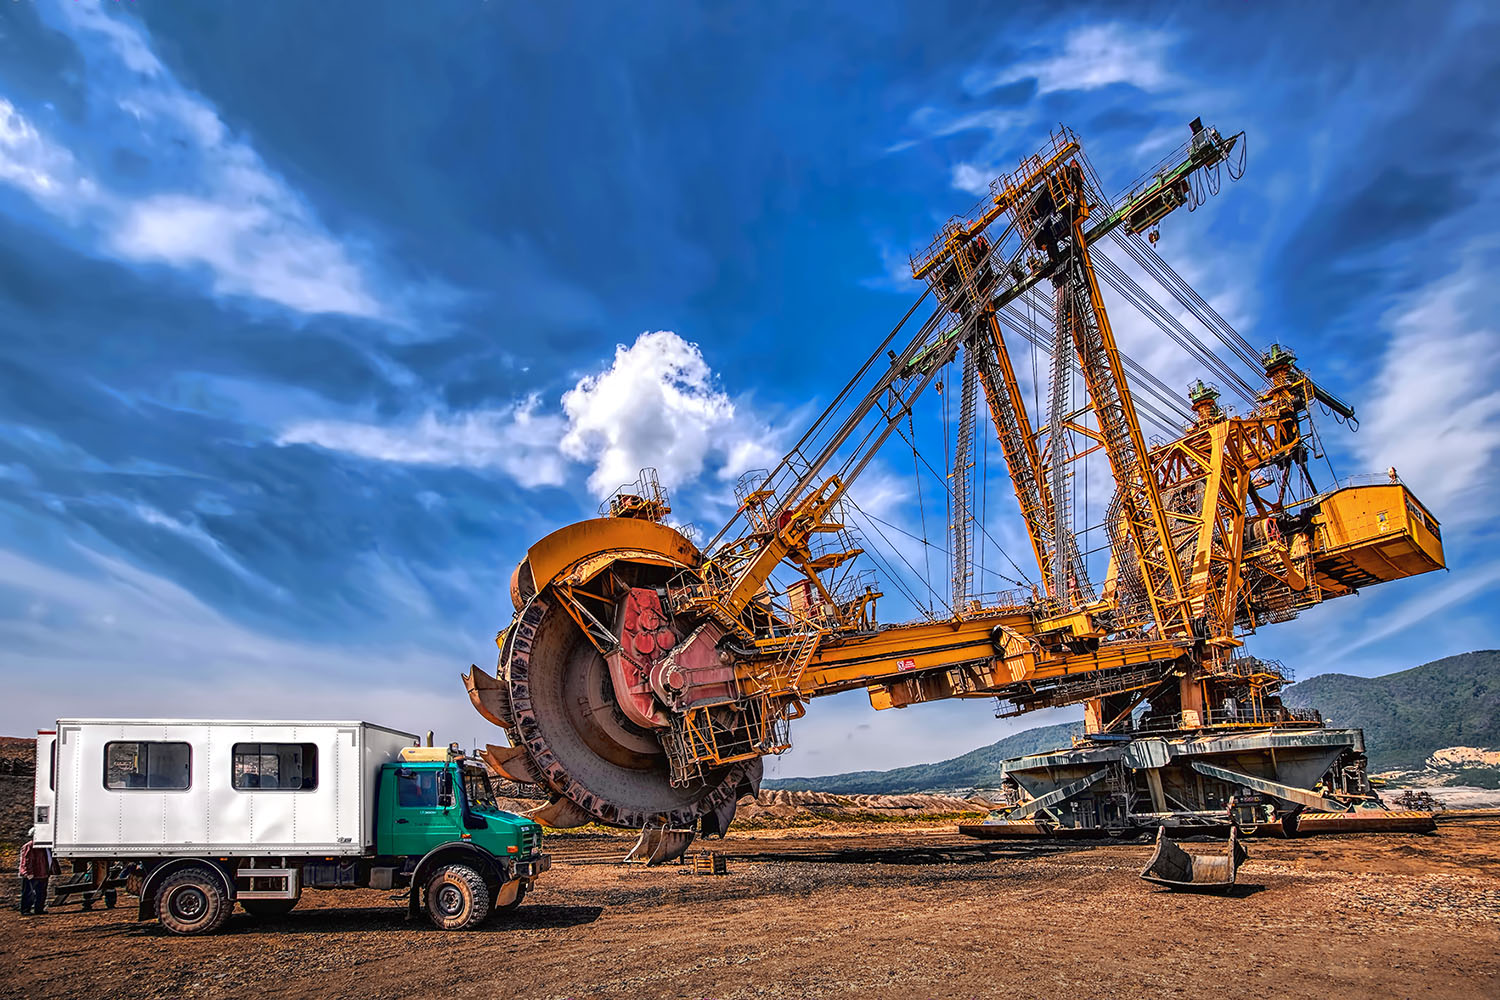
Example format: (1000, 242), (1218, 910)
(2, 819), (1497, 1000)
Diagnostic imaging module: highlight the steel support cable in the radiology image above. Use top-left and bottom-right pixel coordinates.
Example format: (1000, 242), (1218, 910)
(1014, 290), (1196, 423)
(999, 303), (1192, 439)
(1119, 229), (1262, 367)
(1091, 250), (1256, 398)
(1000, 298), (1194, 432)
(894, 421), (1036, 587)
(1012, 288), (1183, 411)
(1309, 413), (1340, 487)
(794, 305), (946, 490)
(1111, 230), (1263, 372)
(1075, 138), (1262, 378)
(830, 300), (989, 505)
(1091, 251), (1259, 403)
(907, 410), (934, 603)
(704, 287), (934, 552)
(857, 478), (1031, 592)
(1225, 132), (1248, 181)
(846, 522), (940, 620)
(781, 287), (933, 474)
(844, 498), (951, 617)
(846, 497), (1008, 614)
(859, 506), (946, 554)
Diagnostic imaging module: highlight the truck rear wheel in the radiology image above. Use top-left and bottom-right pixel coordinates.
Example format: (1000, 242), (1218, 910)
(156, 867), (231, 936)
(241, 898), (299, 918)
(424, 864), (490, 930)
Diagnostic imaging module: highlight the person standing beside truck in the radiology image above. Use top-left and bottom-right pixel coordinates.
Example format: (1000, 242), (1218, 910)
(19, 827), (59, 916)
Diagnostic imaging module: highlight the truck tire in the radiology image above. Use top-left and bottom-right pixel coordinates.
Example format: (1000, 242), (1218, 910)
(424, 865), (490, 930)
(493, 881), (527, 914)
(156, 867), (231, 936)
(241, 898), (298, 917)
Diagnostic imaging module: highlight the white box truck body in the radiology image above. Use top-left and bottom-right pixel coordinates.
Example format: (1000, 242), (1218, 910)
(38, 720), (414, 857)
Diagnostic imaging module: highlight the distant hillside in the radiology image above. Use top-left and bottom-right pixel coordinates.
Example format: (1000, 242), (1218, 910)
(765, 721), (1080, 794)
(0, 737), (36, 864)
(1282, 649), (1500, 770)
(769, 650), (1500, 794)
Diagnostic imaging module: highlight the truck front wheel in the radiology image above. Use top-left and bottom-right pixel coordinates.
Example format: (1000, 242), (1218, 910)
(156, 867), (231, 936)
(424, 864), (490, 930)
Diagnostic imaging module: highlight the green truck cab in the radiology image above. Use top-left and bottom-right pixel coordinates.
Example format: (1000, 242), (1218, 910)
(380, 749), (549, 930)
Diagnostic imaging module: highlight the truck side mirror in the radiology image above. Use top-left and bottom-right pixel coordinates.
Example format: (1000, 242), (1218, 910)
(438, 769), (454, 808)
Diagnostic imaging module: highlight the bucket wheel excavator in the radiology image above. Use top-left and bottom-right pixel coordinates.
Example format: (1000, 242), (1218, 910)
(466, 119), (1445, 861)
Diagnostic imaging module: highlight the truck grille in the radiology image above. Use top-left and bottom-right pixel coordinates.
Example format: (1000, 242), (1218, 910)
(520, 825), (541, 858)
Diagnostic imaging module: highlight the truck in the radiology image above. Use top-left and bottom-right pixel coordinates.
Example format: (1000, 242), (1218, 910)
(31, 719), (550, 935)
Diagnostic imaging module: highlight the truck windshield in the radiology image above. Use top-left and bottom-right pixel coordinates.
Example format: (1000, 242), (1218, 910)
(462, 766), (499, 812)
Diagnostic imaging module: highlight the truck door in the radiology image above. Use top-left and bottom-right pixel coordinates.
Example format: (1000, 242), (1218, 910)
(387, 766), (462, 856)
(32, 731), (56, 847)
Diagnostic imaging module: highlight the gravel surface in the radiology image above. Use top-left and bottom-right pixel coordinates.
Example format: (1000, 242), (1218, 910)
(2, 821), (1496, 999)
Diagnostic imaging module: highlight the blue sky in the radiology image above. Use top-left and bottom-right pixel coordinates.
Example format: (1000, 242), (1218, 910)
(1, 1), (1497, 776)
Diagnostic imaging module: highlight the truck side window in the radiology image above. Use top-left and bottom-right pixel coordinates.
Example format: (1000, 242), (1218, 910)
(104, 741), (191, 790)
(397, 770), (439, 808)
(232, 743), (318, 790)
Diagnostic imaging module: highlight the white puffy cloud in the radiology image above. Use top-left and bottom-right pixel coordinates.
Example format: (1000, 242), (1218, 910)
(0, 2), (384, 319)
(278, 395), (570, 489)
(1355, 261), (1500, 525)
(561, 330), (777, 497)
(968, 23), (1176, 96)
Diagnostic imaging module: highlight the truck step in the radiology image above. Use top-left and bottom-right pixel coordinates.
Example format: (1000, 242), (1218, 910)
(235, 867), (300, 900)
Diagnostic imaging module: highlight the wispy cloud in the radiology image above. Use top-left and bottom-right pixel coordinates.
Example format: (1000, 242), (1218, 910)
(889, 24), (1178, 197)
(0, 544), (477, 741)
(1335, 558), (1500, 660)
(274, 330), (784, 502)
(0, 99), (99, 213)
(133, 503), (278, 594)
(1355, 254), (1500, 525)
(905, 106), (1026, 142)
(860, 240), (923, 294)
(966, 23), (1177, 96)
(950, 163), (995, 197)
(278, 394), (570, 489)
(889, 106), (1029, 196)
(0, 1), (386, 319)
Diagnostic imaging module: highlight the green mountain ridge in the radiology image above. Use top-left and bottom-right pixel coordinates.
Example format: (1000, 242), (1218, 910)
(765, 721), (1081, 794)
(767, 650), (1500, 793)
(1280, 648), (1500, 770)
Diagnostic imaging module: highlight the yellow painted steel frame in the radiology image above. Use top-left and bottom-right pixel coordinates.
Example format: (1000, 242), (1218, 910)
(1149, 413), (1300, 640)
(524, 517), (701, 593)
(1069, 208), (1195, 639)
(974, 280), (1060, 602)
(734, 605), (1189, 709)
